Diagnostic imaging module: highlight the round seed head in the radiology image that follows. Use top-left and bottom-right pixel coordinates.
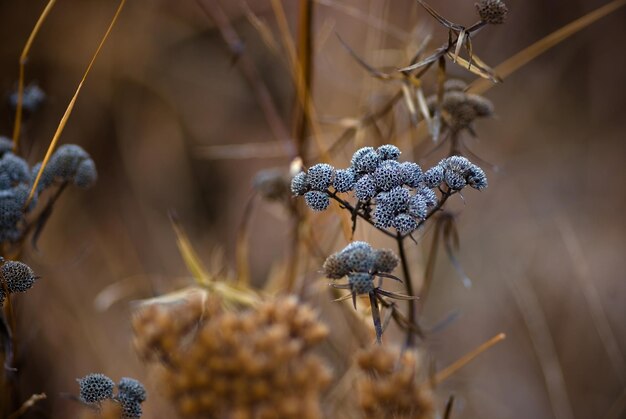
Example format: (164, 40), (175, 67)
(348, 272), (374, 295)
(476, 0), (508, 24)
(9, 84), (46, 114)
(373, 202), (394, 229)
(340, 241), (375, 273)
(118, 394), (143, 419)
(74, 158), (97, 189)
(77, 373), (115, 404)
(304, 191), (330, 211)
(290, 171), (309, 196)
(384, 186), (410, 213)
(417, 186), (438, 208)
(0, 190), (25, 234)
(354, 175), (377, 201)
(253, 169), (290, 201)
(372, 249), (399, 273)
(423, 165), (444, 188)
(307, 163), (335, 191)
(444, 171), (466, 190)
(0, 137), (13, 156)
(376, 144), (401, 161)
(0, 152), (30, 187)
(118, 377), (147, 403)
(399, 162), (423, 188)
(467, 93), (494, 117)
(466, 164), (488, 190)
(408, 195), (427, 220)
(332, 168), (356, 193)
(443, 79), (468, 92)
(373, 160), (402, 192)
(323, 253), (350, 279)
(351, 147), (380, 174)
(393, 213), (418, 235)
(1, 261), (37, 293)
(47, 144), (90, 180)
(441, 156), (472, 190)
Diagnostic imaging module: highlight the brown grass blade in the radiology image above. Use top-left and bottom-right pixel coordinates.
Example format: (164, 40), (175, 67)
(12, 0), (57, 153)
(170, 213), (211, 285)
(431, 333), (506, 385)
(469, 0), (626, 94)
(7, 393), (46, 419)
(27, 0), (126, 206)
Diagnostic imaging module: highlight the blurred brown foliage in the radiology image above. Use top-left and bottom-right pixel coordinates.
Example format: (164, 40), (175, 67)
(0, 0), (624, 418)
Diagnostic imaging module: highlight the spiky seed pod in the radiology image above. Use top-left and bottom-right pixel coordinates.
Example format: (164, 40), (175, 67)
(304, 191), (330, 211)
(1, 260), (36, 294)
(332, 168), (356, 193)
(306, 163), (335, 191)
(373, 160), (402, 192)
(356, 346), (435, 419)
(355, 175), (377, 201)
(408, 195), (427, 220)
(118, 378), (147, 403)
(351, 147), (381, 174)
(466, 164), (488, 190)
(77, 373), (115, 404)
(384, 186), (411, 213)
(348, 272), (375, 294)
(74, 159), (98, 189)
(373, 202), (394, 229)
(0, 153), (30, 188)
(322, 253), (351, 279)
(393, 213), (418, 235)
(416, 187), (438, 208)
(399, 162), (423, 188)
(443, 79), (468, 92)
(423, 165), (444, 188)
(290, 171), (309, 196)
(476, 0), (508, 24)
(376, 144), (401, 161)
(372, 249), (399, 273)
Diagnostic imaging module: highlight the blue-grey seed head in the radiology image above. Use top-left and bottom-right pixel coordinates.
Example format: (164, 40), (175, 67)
(373, 160), (402, 192)
(307, 163), (335, 191)
(399, 162), (423, 188)
(77, 373), (115, 404)
(408, 195), (427, 220)
(393, 213), (418, 235)
(351, 147), (381, 174)
(354, 175), (377, 201)
(332, 168), (356, 193)
(304, 190), (330, 211)
(423, 165), (444, 188)
(376, 144), (401, 161)
(348, 272), (375, 295)
(290, 171), (309, 196)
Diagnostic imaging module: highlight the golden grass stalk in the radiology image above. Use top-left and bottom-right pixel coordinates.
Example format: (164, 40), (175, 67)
(7, 393), (46, 419)
(11, 0), (57, 153)
(27, 0), (127, 206)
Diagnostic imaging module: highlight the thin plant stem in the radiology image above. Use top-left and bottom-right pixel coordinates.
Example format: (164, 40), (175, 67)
(396, 232), (417, 347)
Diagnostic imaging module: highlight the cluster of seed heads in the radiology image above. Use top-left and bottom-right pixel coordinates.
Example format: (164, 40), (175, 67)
(132, 292), (330, 418)
(426, 79), (494, 133)
(323, 241), (398, 295)
(292, 144), (486, 235)
(77, 373), (146, 418)
(0, 259), (37, 305)
(0, 137), (97, 243)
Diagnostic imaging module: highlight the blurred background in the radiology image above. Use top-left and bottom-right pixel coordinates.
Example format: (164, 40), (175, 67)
(0, 0), (624, 417)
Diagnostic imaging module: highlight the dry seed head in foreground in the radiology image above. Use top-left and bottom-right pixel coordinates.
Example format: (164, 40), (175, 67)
(133, 293), (331, 418)
(357, 345), (435, 419)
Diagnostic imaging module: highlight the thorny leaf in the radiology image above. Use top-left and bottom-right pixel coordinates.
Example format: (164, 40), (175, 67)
(398, 45), (448, 72)
(337, 34), (394, 80)
(416, 0), (464, 32)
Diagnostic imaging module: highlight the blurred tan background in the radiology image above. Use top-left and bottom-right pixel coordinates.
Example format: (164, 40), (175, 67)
(0, 0), (624, 418)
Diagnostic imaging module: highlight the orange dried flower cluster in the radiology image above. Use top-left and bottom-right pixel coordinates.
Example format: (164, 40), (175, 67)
(132, 291), (331, 419)
(356, 345), (435, 419)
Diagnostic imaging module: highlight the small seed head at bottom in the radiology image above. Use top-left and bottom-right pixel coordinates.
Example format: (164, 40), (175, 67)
(348, 273), (375, 295)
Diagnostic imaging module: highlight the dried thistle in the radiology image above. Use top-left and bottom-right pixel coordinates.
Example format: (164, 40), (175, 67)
(356, 345), (434, 419)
